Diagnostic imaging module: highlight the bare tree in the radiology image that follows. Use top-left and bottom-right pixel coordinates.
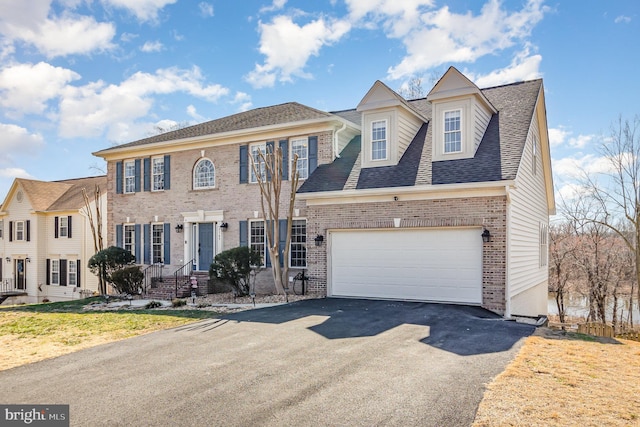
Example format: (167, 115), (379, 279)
(82, 185), (106, 294)
(549, 221), (577, 324)
(250, 145), (299, 297)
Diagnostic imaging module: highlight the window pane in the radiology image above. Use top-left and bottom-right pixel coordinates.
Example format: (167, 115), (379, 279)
(60, 216), (68, 237)
(125, 161), (136, 193)
(68, 261), (77, 286)
(124, 225), (135, 256)
(152, 158), (164, 191)
(444, 110), (461, 153)
(250, 221), (265, 265)
(152, 224), (163, 264)
(291, 139), (309, 179)
(250, 145), (266, 183)
(290, 220), (306, 267)
(51, 260), (60, 285)
(371, 120), (387, 160)
(194, 159), (215, 189)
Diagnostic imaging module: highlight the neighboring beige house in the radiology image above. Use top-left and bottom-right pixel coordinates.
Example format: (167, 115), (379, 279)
(0, 176), (107, 304)
(94, 66), (554, 317)
(299, 67), (555, 317)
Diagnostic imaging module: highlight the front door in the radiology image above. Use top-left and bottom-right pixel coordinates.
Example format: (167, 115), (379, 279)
(15, 259), (25, 290)
(198, 223), (215, 271)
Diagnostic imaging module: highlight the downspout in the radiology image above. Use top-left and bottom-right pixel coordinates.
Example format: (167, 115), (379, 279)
(333, 121), (347, 159)
(504, 184), (512, 319)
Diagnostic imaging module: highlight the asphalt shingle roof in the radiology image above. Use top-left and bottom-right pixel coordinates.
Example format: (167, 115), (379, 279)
(298, 78), (541, 193)
(13, 176), (107, 212)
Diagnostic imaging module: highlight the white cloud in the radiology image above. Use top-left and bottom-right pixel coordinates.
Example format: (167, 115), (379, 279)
(101, 0), (177, 22)
(614, 15), (631, 24)
(384, 0), (547, 79)
(245, 15), (350, 88)
(58, 66), (229, 142)
(470, 47), (542, 87)
(0, 62), (80, 116)
(346, 0), (434, 37)
(0, 167), (34, 179)
(0, 123), (45, 165)
(548, 126), (595, 149)
(0, 4), (116, 58)
(121, 32), (139, 42)
(548, 127), (570, 147)
(232, 92), (253, 112)
(186, 105), (205, 121)
(260, 0), (288, 14)
(552, 154), (614, 181)
(198, 2), (214, 18)
(140, 40), (164, 52)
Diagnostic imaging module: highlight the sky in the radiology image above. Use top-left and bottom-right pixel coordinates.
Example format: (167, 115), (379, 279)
(0, 0), (638, 203)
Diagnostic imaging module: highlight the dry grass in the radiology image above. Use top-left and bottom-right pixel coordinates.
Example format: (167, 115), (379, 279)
(473, 328), (640, 427)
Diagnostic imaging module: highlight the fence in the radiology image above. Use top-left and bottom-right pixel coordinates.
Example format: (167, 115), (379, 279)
(577, 322), (613, 338)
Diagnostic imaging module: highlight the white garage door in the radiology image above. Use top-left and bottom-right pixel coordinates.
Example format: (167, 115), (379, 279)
(329, 228), (482, 304)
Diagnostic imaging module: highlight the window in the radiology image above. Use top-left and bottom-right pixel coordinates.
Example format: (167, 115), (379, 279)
(152, 157), (165, 191)
(371, 120), (387, 160)
(532, 136), (538, 176)
(68, 261), (77, 287)
(59, 216), (68, 237)
(0, 220), (3, 239)
(15, 221), (24, 241)
(51, 259), (60, 285)
(124, 225), (135, 256)
(540, 223), (548, 267)
(290, 220), (306, 268)
(124, 160), (136, 193)
(444, 110), (462, 153)
(194, 158), (215, 189)
(250, 221), (266, 266)
(152, 224), (164, 264)
(250, 144), (266, 183)
(291, 138), (309, 179)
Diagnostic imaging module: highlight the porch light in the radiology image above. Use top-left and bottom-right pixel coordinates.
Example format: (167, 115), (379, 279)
(25, 257), (30, 263)
(175, 224), (184, 233)
(5, 257), (9, 263)
(481, 228), (491, 243)
(314, 234), (324, 246)
(219, 222), (228, 231)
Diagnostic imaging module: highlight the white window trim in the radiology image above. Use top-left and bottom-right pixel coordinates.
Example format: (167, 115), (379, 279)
(68, 260), (77, 287)
(289, 218), (307, 268)
(193, 158), (216, 190)
(151, 223), (164, 264)
(371, 119), (388, 161)
(443, 109), (463, 154)
(249, 219), (267, 267)
(15, 220), (24, 241)
(532, 135), (538, 176)
(51, 259), (60, 286)
(249, 143), (267, 184)
(59, 216), (68, 237)
(152, 156), (165, 192)
(540, 222), (548, 268)
(290, 137), (309, 180)
(124, 160), (136, 194)
(123, 224), (136, 257)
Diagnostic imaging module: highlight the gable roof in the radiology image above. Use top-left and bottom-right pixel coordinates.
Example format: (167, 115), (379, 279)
(94, 102), (337, 155)
(298, 78), (542, 194)
(2, 176), (107, 213)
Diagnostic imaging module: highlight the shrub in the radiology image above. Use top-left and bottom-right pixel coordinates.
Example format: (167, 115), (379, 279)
(172, 299), (186, 307)
(110, 266), (144, 295)
(145, 300), (163, 309)
(88, 246), (136, 293)
(209, 246), (261, 297)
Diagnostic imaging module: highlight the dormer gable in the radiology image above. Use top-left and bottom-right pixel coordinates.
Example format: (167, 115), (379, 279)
(427, 67), (497, 162)
(356, 80), (427, 168)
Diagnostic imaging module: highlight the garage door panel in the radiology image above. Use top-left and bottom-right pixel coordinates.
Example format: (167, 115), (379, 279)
(330, 229), (482, 304)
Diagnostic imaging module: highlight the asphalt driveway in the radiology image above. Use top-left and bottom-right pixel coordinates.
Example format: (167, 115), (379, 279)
(0, 298), (534, 426)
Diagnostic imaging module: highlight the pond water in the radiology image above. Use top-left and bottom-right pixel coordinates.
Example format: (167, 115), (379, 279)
(547, 292), (640, 325)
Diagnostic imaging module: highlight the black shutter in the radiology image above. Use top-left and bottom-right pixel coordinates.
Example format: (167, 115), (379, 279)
(134, 159), (141, 193)
(116, 161), (123, 194)
(239, 221), (248, 247)
(8, 221), (11, 242)
(163, 223), (171, 264)
(60, 259), (67, 286)
(239, 145), (248, 183)
(46, 259), (50, 285)
(143, 158), (151, 191)
(280, 140), (289, 180)
(309, 135), (318, 174)
(54, 216), (59, 238)
(278, 219), (287, 267)
(76, 260), (81, 287)
(26, 220), (30, 242)
(135, 224), (141, 263)
(266, 141), (274, 181)
(67, 216), (72, 239)
(164, 155), (171, 190)
(144, 224), (151, 264)
(116, 224), (123, 248)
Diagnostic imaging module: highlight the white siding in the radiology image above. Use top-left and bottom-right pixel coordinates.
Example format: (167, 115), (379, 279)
(397, 109), (423, 160)
(508, 110), (550, 314)
(473, 103), (492, 152)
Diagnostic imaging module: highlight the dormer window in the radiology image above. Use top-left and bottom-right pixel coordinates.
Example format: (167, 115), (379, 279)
(371, 120), (388, 161)
(444, 110), (462, 153)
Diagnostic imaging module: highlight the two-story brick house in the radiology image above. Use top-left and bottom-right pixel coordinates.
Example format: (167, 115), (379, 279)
(93, 103), (360, 294)
(94, 67), (554, 317)
(0, 176), (107, 303)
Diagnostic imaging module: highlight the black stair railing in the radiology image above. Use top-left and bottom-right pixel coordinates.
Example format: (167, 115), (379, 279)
(142, 263), (165, 296)
(173, 259), (195, 299)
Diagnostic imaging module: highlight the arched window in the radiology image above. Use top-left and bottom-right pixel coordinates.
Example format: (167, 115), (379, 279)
(193, 158), (215, 189)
